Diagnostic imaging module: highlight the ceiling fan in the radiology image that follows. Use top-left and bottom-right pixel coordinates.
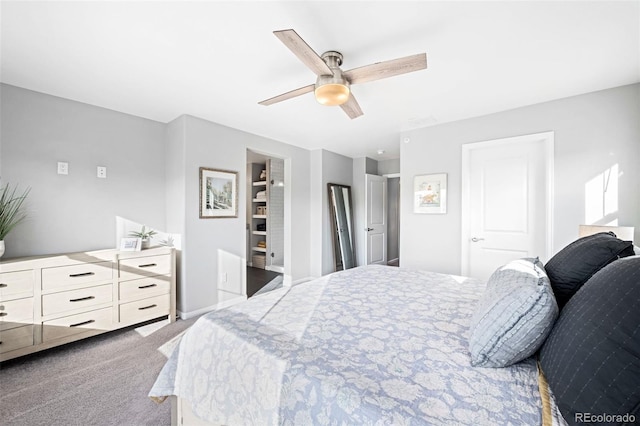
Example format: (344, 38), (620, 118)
(258, 29), (428, 119)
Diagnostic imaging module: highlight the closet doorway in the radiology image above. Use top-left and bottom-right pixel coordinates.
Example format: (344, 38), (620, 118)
(246, 149), (285, 297)
(386, 174), (400, 266)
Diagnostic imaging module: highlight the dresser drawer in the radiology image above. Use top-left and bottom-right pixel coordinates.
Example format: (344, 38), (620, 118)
(119, 294), (169, 324)
(0, 325), (34, 354)
(42, 284), (112, 317)
(119, 276), (170, 302)
(119, 254), (171, 281)
(42, 307), (112, 342)
(0, 298), (34, 331)
(41, 261), (113, 291)
(0, 270), (34, 301)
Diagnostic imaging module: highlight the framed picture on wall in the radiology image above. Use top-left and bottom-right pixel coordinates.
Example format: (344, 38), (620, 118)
(414, 173), (447, 214)
(199, 167), (238, 218)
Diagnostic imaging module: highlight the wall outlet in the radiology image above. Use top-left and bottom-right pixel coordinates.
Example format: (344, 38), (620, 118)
(220, 272), (228, 283)
(57, 162), (69, 175)
(97, 166), (107, 178)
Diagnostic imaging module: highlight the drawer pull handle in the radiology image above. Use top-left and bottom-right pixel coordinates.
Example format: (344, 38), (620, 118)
(138, 304), (157, 311)
(0, 283), (7, 288)
(69, 319), (95, 328)
(0, 312), (7, 317)
(69, 272), (95, 278)
(69, 296), (95, 302)
(138, 263), (157, 268)
(138, 284), (157, 289)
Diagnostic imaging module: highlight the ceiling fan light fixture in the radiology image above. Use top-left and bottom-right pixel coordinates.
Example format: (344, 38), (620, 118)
(315, 83), (350, 106)
(315, 71), (350, 106)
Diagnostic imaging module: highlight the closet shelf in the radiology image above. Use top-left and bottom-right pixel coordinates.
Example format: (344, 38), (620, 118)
(253, 181), (267, 186)
(252, 231), (267, 236)
(253, 198), (267, 203)
(252, 247), (267, 253)
(252, 215), (267, 219)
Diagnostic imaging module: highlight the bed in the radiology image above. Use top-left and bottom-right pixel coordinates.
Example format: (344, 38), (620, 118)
(150, 230), (639, 425)
(151, 265), (548, 425)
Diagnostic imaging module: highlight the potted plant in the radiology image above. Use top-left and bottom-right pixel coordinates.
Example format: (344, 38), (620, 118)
(0, 183), (30, 258)
(129, 225), (157, 250)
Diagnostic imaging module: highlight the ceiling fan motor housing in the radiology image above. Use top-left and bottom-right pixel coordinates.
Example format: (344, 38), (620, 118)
(315, 51), (350, 106)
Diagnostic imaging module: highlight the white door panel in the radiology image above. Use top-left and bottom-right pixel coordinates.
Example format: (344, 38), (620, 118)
(365, 174), (387, 265)
(369, 234), (385, 264)
(482, 157), (528, 232)
(462, 132), (553, 281)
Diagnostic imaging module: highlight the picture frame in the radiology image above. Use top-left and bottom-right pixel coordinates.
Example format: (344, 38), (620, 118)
(119, 237), (142, 251)
(199, 167), (238, 219)
(414, 173), (447, 214)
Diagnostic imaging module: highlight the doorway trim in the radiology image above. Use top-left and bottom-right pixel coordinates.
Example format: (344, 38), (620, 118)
(460, 131), (554, 276)
(245, 148), (292, 295)
(383, 173), (400, 266)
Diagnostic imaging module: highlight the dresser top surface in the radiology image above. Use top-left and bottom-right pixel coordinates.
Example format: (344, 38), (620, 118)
(0, 246), (174, 272)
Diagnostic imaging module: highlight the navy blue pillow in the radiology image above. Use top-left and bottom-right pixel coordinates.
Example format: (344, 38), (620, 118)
(539, 256), (640, 425)
(544, 232), (634, 308)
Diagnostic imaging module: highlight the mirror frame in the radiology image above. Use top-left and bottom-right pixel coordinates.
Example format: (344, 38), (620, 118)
(328, 183), (356, 271)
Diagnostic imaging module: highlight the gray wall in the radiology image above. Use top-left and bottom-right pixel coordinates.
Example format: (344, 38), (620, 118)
(378, 158), (400, 175)
(166, 115), (312, 315)
(1, 85), (315, 317)
(0, 84), (166, 257)
(164, 116), (187, 310)
(400, 83), (640, 275)
(310, 149), (353, 276)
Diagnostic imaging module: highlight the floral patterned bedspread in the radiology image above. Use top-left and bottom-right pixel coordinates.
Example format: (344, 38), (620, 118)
(149, 265), (541, 425)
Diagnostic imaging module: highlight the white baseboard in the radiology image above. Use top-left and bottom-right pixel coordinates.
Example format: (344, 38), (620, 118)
(291, 276), (316, 286)
(266, 265), (285, 273)
(177, 294), (247, 320)
(176, 278), (317, 318)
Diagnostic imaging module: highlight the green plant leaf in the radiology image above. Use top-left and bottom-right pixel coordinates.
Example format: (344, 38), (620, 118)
(0, 183), (31, 240)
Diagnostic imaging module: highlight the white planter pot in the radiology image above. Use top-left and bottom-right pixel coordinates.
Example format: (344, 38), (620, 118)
(0, 240), (5, 258)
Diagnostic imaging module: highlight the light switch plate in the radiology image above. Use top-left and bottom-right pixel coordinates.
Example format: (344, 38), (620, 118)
(57, 162), (69, 175)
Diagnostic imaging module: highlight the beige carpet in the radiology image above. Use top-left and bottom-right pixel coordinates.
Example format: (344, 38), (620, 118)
(0, 316), (197, 426)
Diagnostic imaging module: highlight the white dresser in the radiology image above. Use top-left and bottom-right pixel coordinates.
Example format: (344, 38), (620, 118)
(0, 246), (176, 362)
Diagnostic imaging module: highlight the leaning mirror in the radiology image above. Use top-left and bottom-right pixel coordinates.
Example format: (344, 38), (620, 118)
(328, 183), (355, 271)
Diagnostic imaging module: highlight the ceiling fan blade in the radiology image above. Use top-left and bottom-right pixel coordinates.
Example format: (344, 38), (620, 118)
(273, 29), (332, 76)
(344, 53), (427, 85)
(258, 84), (315, 106)
(340, 94), (364, 119)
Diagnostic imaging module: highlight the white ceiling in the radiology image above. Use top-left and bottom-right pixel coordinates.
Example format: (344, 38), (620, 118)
(2, 1), (639, 159)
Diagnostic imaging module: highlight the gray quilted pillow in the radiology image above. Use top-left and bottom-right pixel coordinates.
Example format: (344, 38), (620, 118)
(469, 258), (558, 367)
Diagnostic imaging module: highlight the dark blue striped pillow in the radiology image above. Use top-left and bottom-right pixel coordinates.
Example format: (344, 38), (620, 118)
(539, 256), (640, 425)
(544, 232), (634, 309)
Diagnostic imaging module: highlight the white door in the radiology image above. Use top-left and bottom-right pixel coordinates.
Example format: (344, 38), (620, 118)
(365, 174), (387, 265)
(461, 132), (553, 281)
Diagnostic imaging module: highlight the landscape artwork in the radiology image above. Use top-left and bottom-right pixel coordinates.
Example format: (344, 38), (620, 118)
(199, 167), (238, 218)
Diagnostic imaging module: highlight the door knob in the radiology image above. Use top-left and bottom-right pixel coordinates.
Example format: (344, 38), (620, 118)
(471, 237), (485, 242)
(365, 227), (374, 231)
